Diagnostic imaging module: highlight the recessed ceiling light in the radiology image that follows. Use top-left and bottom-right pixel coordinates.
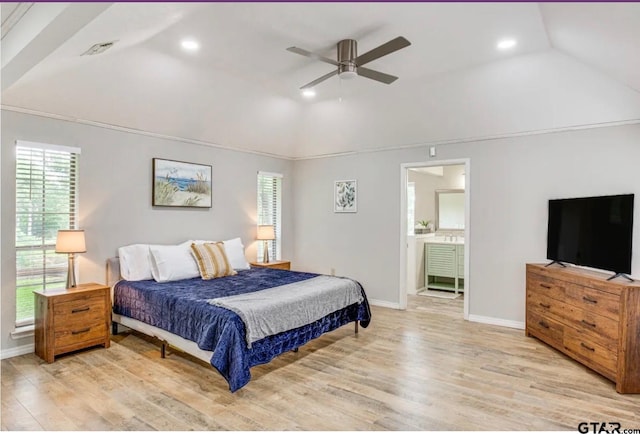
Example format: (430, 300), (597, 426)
(181, 39), (199, 52)
(497, 39), (517, 50)
(302, 89), (316, 98)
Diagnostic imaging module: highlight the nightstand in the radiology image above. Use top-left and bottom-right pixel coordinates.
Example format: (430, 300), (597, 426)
(250, 260), (291, 270)
(34, 283), (111, 363)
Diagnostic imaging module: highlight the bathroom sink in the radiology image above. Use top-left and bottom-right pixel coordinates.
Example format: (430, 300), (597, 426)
(425, 236), (464, 244)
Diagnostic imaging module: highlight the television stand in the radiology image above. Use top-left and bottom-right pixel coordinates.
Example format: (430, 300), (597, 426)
(607, 272), (634, 282)
(545, 260), (566, 268)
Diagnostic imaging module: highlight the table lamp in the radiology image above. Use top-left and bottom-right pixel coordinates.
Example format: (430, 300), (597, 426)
(256, 225), (275, 263)
(56, 230), (86, 288)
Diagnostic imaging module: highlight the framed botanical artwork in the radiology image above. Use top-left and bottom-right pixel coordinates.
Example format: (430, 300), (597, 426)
(152, 158), (212, 208)
(334, 180), (357, 213)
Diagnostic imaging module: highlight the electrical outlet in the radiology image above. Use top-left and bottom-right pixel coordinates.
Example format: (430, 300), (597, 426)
(429, 146), (436, 157)
(330, 268), (335, 276)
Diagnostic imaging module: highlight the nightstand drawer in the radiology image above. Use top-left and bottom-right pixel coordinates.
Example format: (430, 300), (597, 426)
(53, 296), (106, 331)
(55, 323), (107, 349)
(263, 262), (290, 270)
(250, 260), (291, 270)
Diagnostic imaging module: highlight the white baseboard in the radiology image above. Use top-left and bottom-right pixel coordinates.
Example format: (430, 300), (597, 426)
(468, 314), (525, 330)
(1, 343), (34, 360)
(369, 298), (401, 309)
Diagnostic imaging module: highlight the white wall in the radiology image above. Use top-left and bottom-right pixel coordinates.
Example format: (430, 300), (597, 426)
(1, 109), (293, 355)
(295, 50), (640, 158)
(292, 124), (640, 320)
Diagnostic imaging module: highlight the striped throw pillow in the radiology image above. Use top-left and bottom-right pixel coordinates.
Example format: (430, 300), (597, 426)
(190, 242), (237, 280)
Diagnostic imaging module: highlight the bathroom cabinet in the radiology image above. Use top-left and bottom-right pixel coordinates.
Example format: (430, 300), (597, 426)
(425, 243), (464, 293)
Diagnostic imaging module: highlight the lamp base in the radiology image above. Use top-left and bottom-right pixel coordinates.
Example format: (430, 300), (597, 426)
(66, 253), (77, 288)
(263, 242), (270, 263)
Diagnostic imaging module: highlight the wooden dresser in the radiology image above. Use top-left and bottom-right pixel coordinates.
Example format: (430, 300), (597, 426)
(34, 283), (111, 363)
(526, 264), (640, 393)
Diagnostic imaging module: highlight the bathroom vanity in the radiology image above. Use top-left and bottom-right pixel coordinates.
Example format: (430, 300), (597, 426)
(424, 237), (465, 294)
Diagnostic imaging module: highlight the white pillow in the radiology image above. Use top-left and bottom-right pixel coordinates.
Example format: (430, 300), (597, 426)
(191, 238), (250, 271)
(118, 244), (153, 281)
(149, 242), (200, 282)
(223, 238), (250, 270)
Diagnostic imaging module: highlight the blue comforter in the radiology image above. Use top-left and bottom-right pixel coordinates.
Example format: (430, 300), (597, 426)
(113, 268), (371, 391)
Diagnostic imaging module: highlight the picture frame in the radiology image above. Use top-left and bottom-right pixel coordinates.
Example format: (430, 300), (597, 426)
(152, 158), (212, 208)
(334, 180), (357, 213)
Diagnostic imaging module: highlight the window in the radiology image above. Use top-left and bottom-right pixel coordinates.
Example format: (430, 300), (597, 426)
(257, 171), (282, 262)
(15, 141), (80, 325)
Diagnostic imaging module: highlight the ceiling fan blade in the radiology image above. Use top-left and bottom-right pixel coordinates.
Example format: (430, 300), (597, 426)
(357, 67), (398, 84)
(287, 47), (339, 66)
(354, 36), (411, 67)
(300, 70), (339, 89)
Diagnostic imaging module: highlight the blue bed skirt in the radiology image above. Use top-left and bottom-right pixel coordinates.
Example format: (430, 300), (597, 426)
(113, 268), (371, 391)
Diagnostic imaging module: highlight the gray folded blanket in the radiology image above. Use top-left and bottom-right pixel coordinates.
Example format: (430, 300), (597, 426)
(208, 275), (363, 347)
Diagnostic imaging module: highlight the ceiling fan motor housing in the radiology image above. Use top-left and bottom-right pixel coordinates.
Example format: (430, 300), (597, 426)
(338, 39), (358, 79)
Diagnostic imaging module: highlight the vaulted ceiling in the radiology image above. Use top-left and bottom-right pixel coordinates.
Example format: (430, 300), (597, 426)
(2, 3), (640, 159)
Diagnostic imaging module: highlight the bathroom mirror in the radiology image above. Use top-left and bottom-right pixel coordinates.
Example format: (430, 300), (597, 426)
(436, 189), (465, 230)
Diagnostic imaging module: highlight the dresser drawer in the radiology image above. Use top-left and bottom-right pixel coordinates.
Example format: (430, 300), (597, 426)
(53, 295), (107, 331)
(562, 304), (618, 351)
(564, 327), (617, 379)
(564, 284), (620, 321)
(54, 323), (107, 350)
(527, 309), (564, 348)
(527, 290), (565, 323)
(527, 272), (566, 302)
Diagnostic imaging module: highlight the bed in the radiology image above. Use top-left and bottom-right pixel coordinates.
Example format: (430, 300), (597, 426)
(107, 258), (371, 392)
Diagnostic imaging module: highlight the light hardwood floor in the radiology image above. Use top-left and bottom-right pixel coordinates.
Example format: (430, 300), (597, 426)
(2, 296), (639, 431)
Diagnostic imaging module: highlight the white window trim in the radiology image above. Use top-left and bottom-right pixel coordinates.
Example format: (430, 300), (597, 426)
(10, 325), (35, 340)
(16, 140), (81, 155)
(257, 171), (283, 178)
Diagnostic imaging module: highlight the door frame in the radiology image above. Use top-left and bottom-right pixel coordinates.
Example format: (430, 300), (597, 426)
(399, 158), (471, 319)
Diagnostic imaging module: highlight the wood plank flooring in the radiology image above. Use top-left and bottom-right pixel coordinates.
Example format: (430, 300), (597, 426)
(2, 296), (639, 430)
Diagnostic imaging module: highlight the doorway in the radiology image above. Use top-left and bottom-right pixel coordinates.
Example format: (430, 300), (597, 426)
(399, 159), (470, 319)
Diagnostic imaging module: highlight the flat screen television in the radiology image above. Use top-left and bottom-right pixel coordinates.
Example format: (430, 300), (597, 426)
(547, 194), (634, 277)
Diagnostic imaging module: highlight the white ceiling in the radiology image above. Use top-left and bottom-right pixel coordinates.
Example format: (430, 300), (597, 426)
(2, 3), (640, 158)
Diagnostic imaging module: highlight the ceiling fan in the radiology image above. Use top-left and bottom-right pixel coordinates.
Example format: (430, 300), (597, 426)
(286, 36), (411, 90)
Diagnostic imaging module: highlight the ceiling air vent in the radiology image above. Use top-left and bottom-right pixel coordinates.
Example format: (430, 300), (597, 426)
(81, 41), (116, 56)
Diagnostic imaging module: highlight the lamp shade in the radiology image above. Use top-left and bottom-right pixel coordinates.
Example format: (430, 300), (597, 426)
(55, 230), (86, 253)
(256, 225), (275, 240)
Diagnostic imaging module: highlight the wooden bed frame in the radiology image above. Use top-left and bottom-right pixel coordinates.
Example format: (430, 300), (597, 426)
(106, 258), (358, 363)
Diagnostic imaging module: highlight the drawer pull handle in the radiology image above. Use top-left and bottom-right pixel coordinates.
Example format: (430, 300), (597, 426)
(539, 303), (551, 309)
(539, 283), (551, 289)
(580, 342), (595, 352)
(581, 320), (596, 328)
(71, 328), (90, 335)
(582, 296), (598, 304)
(71, 307), (90, 313)
(538, 320), (550, 329)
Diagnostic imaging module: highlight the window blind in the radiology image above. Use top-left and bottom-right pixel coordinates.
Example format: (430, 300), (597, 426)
(15, 143), (80, 324)
(257, 172), (282, 262)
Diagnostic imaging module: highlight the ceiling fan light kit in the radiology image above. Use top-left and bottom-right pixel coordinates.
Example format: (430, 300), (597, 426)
(287, 36), (411, 90)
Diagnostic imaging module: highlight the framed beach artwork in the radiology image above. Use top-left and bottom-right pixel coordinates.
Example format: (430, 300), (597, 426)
(334, 180), (357, 213)
(152, 158), (212, 208)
